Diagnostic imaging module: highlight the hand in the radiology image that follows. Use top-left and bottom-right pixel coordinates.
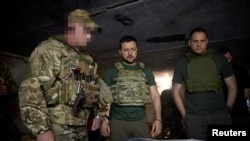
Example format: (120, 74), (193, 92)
(91, 116), (102, 131)
(150, 119), (162, 138)
(36, 130), (55, 141)
(100, 118), (110, 137)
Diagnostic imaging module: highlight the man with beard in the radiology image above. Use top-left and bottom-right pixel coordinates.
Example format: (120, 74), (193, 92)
(100, 35), (162, 141)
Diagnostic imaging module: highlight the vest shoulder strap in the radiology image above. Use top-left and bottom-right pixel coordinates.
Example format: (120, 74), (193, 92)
(186, 49), (215, 61)
(114, 62), (145, 71)
(114, 62), (123, 72)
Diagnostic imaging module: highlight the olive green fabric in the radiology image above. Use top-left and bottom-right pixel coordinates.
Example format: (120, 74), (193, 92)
(172, 49), (234, 115)
(185, 50), (222, 93)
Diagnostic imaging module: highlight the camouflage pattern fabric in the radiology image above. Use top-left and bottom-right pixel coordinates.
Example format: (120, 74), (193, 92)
(110, 62), (149, 106)
(51, 122), (88, 141)
(68, 9), (100, 31)
(18, 35), (112, 137)
(96, 78), (113, 114)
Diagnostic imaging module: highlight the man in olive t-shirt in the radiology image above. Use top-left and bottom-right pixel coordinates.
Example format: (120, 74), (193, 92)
(100, 35), (162, 141)
(172, 27), (237, 140)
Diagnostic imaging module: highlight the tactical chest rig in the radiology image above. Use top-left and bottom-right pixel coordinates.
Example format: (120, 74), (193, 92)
(185, 50), (222, 94)
(45, 44), (100, 116)
(110, 62), (150, 106)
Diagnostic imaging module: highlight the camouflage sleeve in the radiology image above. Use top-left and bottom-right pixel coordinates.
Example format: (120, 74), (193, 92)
(19, 40), (62, 136)
(95, 78), (113, 117)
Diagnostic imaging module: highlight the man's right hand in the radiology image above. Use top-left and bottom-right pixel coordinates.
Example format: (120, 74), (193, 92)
(100, 118), (110, 137)
(36, 130), (55, 141)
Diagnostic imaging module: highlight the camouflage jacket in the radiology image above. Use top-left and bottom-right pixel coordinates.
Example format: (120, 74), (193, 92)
(18, 35), (112, 136)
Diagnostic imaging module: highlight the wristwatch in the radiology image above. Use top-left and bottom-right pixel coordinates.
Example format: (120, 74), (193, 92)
(95, 115), (104, 120)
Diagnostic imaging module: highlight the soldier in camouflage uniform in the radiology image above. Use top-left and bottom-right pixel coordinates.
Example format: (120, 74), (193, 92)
(0, 60), (19, 140)
(18, 9), (112, 141)
(100, 35), (162, 141)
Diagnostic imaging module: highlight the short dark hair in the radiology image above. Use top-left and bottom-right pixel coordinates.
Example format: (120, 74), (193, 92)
(217, 47), (232, 55)
(189, 27), (208, 39)
(119, 35), (137, 49)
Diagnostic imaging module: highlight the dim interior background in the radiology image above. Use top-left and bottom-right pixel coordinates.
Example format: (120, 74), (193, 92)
(1, 0), (250, 92)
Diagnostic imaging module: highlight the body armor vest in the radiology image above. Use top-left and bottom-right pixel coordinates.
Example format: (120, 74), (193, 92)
(110, 62), (149, 106)
(185, 50), (222, 93)
(45, 44), (100, 109)
(23, 38), (102, 125)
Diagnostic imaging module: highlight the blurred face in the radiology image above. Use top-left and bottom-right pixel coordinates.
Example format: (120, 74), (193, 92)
(188, 31), (208, 55)
(66, 22), (92, 48)
(224, 51), (233, 63)
(119, 41), (138, 65)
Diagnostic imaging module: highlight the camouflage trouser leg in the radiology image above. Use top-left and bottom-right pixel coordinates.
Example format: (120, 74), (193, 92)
(51, 123), (88, 141)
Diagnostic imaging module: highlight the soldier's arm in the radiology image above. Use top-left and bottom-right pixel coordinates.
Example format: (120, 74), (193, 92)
(95, 78), (113, 117)
(19, 43), (59, 137)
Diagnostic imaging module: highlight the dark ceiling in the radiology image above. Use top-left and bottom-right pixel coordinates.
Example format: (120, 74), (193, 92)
(1, 0), (250, 61)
